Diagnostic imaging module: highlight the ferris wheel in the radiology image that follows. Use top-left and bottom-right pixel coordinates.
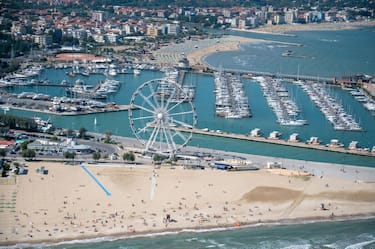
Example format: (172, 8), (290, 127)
(129, 78), (197, 156)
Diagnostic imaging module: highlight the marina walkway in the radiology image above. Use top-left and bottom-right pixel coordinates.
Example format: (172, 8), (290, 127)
(173, 127), (375, 157)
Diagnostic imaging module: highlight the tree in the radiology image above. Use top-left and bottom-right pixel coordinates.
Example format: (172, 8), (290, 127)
(66, 128), (75, 137)
(152, 154), (165, 164)
(0, 149), (6, 158)
(20, 141), (29, 151)
(50, 136), (58, 142)
(64, 151), (76, 160)
(22, 149), (36, 160)
(123, 151), (135, 163)
(92, 151), (101, 162)
(78, 127), (87, 139)
(104, 131), (112, 143)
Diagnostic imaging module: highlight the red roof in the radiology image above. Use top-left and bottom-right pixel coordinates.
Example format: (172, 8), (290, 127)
(0, 141), (16, 146)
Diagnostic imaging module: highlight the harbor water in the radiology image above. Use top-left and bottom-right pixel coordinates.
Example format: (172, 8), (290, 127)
(7, 68), (375, 166)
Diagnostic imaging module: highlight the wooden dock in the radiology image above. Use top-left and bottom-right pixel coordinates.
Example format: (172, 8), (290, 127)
(173, 127), (375, 157)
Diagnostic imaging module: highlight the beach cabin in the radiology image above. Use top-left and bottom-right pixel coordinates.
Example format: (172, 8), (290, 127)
(289, 133), (299, 142)
(327, 139), (344, 148)
(307, 136), (320, 145)
(268, 131), (281, 139)
(250, 128), (262, 137)
(267, 162), (282, 169)
(348, 141), (359, 150)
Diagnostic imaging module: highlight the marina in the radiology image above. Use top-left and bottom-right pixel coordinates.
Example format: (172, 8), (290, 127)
(255, 76), (306, 126)
(214, 70), (251, 118)
(1, 66), (374, 161)
(158, 68), (195, 102)
(300, 82), (363, 131)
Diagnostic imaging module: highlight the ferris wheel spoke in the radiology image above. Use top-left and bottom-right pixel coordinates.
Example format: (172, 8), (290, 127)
(169, 110), (194, 117)
(163, 87), (177, 109)
(169, 118), (193, 129)
(146, 124), (160, 150)
(162, 125), (176, 152)
(139, 92), (158, 111)
(131, 115), (155, 121)
(147, 82), (160, 109)
(135, 122), (154, 135)
(171, 129), (188, 143)
(135, 105), (156, 115)
(167, 95), (189, 113)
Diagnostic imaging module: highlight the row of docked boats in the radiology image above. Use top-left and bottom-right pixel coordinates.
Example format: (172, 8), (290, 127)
(67, 63), (142, 77)
(66, 78), (121, 99)
(156, 68), (195, 103)
(5, 65), (42, 79)
(214, 71), (251, 119)
(17, 92), (51, 100)
(255, 76), (307, 126)
(348, 88), (375, 113)
(301, 82), (363, 131)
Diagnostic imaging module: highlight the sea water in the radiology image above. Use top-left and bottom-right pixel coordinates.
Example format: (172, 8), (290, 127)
(19, 218), (375, 249)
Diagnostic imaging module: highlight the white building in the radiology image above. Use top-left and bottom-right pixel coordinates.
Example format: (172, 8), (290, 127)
(106, 33), (119, 43)
(285, 10), (296, 24)
(166, 23), (180, 35)
(92, 11), (107, 23)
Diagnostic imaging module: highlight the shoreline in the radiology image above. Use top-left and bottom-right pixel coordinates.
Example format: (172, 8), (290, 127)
(2, 214), (375, 247)
(231, 20), (375, 35)
(184, 20), (375, 68)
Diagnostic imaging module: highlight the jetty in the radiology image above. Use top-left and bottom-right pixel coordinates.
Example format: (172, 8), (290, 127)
(209, 66), (335, 83)
(173, 126), (375, 157)
(1, 104), (134, 116)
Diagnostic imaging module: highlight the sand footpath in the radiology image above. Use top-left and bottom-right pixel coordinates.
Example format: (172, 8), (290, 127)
(1, 160), (374, 246)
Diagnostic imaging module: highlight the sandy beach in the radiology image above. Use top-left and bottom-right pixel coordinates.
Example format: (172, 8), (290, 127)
(1, 156), (374, 246)
(149, 20), (375, 68)
(186, 36), (267, 68)
(235, 20), (375, 35)
(149, 35), (268, 68)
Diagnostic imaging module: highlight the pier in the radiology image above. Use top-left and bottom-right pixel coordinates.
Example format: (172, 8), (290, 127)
(209, 66), (335, 83)
(177, 70), (186, 87)
(174, 127), (375, 157)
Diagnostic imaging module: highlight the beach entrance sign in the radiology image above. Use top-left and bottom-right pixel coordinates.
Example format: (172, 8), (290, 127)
(129, 78), (197, 157)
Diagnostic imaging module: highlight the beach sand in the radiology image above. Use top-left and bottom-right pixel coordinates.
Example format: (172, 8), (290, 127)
(149, 35), (267, 68)
(237, 20), (375, 34)
(1, 160), (374, 246)
(186, 36), (266, 68)
(150, 20), (374, 68)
